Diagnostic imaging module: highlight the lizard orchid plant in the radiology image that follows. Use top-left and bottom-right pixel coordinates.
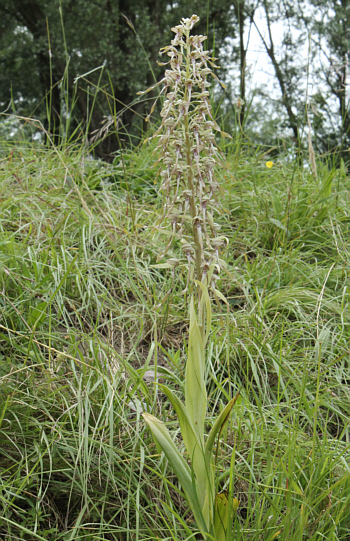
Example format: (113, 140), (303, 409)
(139, 15), (239, 540)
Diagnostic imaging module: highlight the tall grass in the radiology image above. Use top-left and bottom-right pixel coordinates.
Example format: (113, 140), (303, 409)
(0, 104), (349, 539)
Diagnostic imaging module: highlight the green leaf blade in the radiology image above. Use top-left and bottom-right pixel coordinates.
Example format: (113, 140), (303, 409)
(206, 394), (240, 461)
(142, 412), (208, 535)
(159, 384), (211, 524)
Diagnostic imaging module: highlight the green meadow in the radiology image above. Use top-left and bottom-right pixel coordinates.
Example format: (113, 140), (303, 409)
(0, 135), (349, 540)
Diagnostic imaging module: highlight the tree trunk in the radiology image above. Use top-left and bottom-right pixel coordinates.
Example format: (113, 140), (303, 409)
(234, 0), (247, 126)
(2, 0), (63, 143)
(252, 1), (299, 142)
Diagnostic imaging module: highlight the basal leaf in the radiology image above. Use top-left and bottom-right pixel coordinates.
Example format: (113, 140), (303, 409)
(142, 412), (208, 535)
(159, 384), (211, 523)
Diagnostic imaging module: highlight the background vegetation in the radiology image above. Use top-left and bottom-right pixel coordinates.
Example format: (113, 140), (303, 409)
(0, 0), (349, 159)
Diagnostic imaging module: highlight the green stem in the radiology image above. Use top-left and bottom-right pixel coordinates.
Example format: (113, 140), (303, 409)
(184, 28), (204, 337)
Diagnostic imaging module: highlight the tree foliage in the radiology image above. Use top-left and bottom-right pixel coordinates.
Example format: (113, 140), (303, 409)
(0, 0), (236, 158)
(0, 0), (349, 160)
(304, 0), (350, 155)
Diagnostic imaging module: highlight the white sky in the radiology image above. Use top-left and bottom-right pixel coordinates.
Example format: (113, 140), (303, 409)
(225, 4), (343, 134)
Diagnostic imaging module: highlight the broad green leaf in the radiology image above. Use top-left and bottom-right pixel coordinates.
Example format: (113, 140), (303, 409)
(214, 491), (239, 541)
(201, 397), (241, 524)
(142, 413), (208, 535)
(159, 384), (210, 524)
(159, 384), (202, 463)
(185, 298), (207, 444)
(206, 394), (240, 462)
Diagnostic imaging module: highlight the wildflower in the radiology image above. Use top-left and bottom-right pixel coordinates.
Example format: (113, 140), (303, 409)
(266, 161), (274, 168)
(236, 97), (245, 110)
(141, 15), (230, 294)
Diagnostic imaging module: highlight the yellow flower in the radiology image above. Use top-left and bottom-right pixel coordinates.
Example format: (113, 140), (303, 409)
(266, 161), (274, 168)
